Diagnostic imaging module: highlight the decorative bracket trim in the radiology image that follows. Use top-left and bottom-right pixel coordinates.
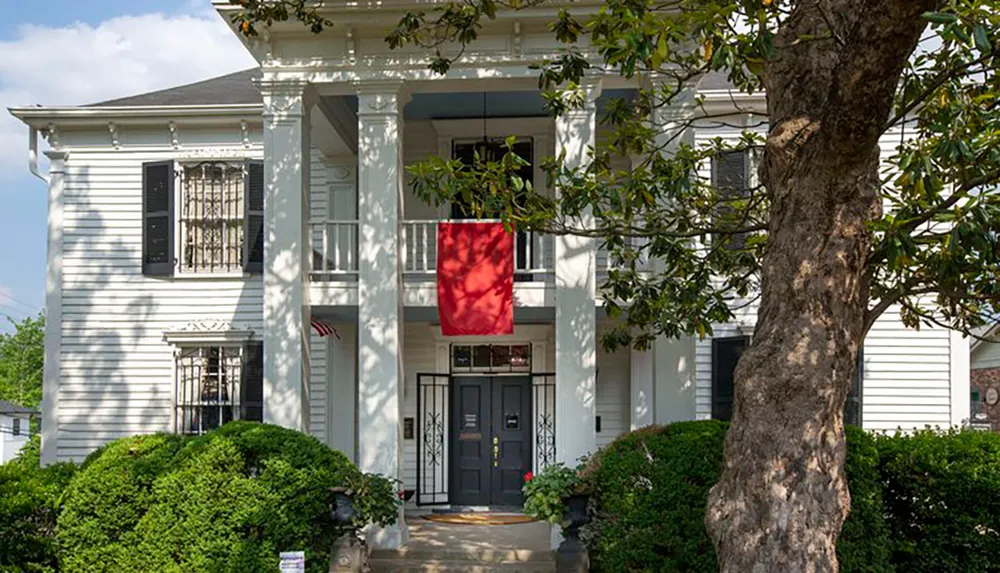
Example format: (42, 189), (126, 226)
(169, 121), (180, 149)
(241, 120), (252, 148)
(108, 122), (120, 149)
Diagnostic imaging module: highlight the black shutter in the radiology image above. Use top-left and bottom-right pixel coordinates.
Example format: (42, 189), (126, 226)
(712, 336), (750, 421)
(244, 161), (265, 273)
(142, 161), (174, 276)
(711, 150), (750, 249)
(845, 349), (864, 427)
(241, 342), (264, 422)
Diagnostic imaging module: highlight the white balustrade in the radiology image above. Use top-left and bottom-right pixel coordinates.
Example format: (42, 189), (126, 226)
(401, 220), (552, 276)
(309, 220), (358, 279)
(309, 219), (555, 281)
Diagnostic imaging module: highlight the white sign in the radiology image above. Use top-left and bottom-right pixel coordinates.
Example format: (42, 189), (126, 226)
(279, 551), (305, 573)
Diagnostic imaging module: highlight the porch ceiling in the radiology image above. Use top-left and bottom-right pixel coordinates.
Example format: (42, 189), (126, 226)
(319, 89), (636, 123)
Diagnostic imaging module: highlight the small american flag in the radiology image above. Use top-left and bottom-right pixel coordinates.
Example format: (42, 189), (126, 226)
(310, 317), (339, 339)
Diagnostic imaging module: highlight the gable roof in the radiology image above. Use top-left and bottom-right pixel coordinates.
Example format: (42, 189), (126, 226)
(0, 400), (38, 415)
(88, 68), (263, 107)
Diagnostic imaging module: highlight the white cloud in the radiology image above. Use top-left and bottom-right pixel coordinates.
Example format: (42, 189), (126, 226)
(0, 5), (257, 178)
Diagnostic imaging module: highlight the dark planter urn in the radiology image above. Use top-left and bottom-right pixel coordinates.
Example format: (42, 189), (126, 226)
(329, 487), (357, 525)
(328, 487), (369, 573)
(556, 493), (590, 573)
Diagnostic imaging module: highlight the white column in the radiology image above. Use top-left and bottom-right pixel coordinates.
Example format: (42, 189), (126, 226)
(356, 80), (407, 548)
(41, 149), (67, 466)
(649, 81), (699, 425)
(261, 80), (312, 431)
(554, 78), (601, 465)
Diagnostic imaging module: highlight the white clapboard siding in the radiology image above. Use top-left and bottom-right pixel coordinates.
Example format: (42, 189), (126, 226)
(595, 338), (631, 447)
(52, 138), (340, 462)
(309, 331), (329, 443)
(402, 324), (441, 490)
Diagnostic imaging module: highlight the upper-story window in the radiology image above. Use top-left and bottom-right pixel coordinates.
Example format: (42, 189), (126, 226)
(142, 160), (264, 277)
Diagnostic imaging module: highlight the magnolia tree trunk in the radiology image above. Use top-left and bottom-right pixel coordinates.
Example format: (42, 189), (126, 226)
(704, 2), (936, 572)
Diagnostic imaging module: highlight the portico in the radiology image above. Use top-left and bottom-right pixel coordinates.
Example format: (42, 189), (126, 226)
(215, 0), (701, 549)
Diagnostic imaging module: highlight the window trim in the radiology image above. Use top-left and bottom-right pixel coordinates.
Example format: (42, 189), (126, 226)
(169, 338), (263, 435)
(143, 157), (263, 279)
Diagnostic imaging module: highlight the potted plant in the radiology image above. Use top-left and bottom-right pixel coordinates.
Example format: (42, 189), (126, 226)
(522, 463), (589, 527)
(328, 471), (402, 572)
(522, 463), (591, 570)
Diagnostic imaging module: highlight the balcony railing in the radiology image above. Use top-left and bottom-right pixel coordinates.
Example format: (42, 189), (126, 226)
(310, 220), (358, 280)
(309, 219), (560, 281)
(402, 220), (552, 277)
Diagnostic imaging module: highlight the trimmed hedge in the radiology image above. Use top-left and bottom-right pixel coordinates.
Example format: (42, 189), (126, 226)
(838, 426), (894, 573)
(581, 421), (894, 573)
(57, 433), (187, 572)
(57, 423), (394, 573)
(0, 437), (76, 573)
(582, 421), (727, 573)
(877, 429), (1000, 573)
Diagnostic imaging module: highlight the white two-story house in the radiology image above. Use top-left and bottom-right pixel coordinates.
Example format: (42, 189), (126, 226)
(10, 0), (970, 548)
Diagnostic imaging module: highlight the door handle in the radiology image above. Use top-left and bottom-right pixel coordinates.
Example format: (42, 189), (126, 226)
(493, 436), (499, 467)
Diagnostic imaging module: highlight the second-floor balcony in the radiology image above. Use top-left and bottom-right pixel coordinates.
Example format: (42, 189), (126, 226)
(309, 219), (556, 282)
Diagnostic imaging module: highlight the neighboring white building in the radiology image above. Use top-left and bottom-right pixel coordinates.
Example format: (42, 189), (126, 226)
(9, 1), (969, 547)
(0, 400), (36, 464)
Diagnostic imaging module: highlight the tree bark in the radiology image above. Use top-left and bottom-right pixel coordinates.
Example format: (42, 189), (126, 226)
(704, 1), (936, 571)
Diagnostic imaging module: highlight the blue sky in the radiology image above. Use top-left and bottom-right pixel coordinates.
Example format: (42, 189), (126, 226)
(0, 0), (254, 329)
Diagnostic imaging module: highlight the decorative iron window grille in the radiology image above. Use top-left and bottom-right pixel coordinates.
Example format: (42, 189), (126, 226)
(175, 342), (263, 435)
(451, 343), (531, 372)
(179, 162), (246, 273)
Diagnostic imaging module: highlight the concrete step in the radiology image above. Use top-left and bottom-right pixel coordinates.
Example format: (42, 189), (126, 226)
(370, 548), (555, 573)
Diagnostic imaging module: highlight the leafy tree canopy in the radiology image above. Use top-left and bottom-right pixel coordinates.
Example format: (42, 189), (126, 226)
(0, 313), (44, 409)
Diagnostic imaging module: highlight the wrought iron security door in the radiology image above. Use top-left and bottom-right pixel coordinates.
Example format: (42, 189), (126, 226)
(416, 372), (557, 506)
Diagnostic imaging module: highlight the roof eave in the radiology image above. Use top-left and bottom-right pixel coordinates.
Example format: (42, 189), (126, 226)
(9, 103), (264, 128)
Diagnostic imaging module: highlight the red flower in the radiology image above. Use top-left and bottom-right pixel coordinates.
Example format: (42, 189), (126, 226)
(524, 472), (534, 482)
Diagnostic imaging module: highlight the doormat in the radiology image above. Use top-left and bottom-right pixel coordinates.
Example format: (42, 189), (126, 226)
(422, 513), (536, 525)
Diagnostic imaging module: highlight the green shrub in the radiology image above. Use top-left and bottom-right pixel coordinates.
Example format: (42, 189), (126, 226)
(582, 421), (727, 573)
(839, 425), (894, 573)
(57, 433), (187, 572)
(877, 428), (1000, 573)
(0, 436), (76, 573)
(57, 422), (399, 573)
(581, 421), (893, 573)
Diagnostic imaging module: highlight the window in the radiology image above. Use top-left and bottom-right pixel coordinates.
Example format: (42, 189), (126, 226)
(143, 160), (264, 276)
(175, 342), (263, 435)
(450, 140), (533, 220)
(451, 343), (532, 372)
(12, 418), (21, 437)
(711, 150), (753, 249)
(711, 337), (865, 426)
(711, 336), (749, 421)
(451, 139), (539, 277)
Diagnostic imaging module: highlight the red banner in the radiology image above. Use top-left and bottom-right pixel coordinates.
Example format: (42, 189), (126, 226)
(437, 222), (514, 336)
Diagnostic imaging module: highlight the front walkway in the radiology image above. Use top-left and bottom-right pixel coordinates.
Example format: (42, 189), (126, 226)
(370, 515), (554, 572)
